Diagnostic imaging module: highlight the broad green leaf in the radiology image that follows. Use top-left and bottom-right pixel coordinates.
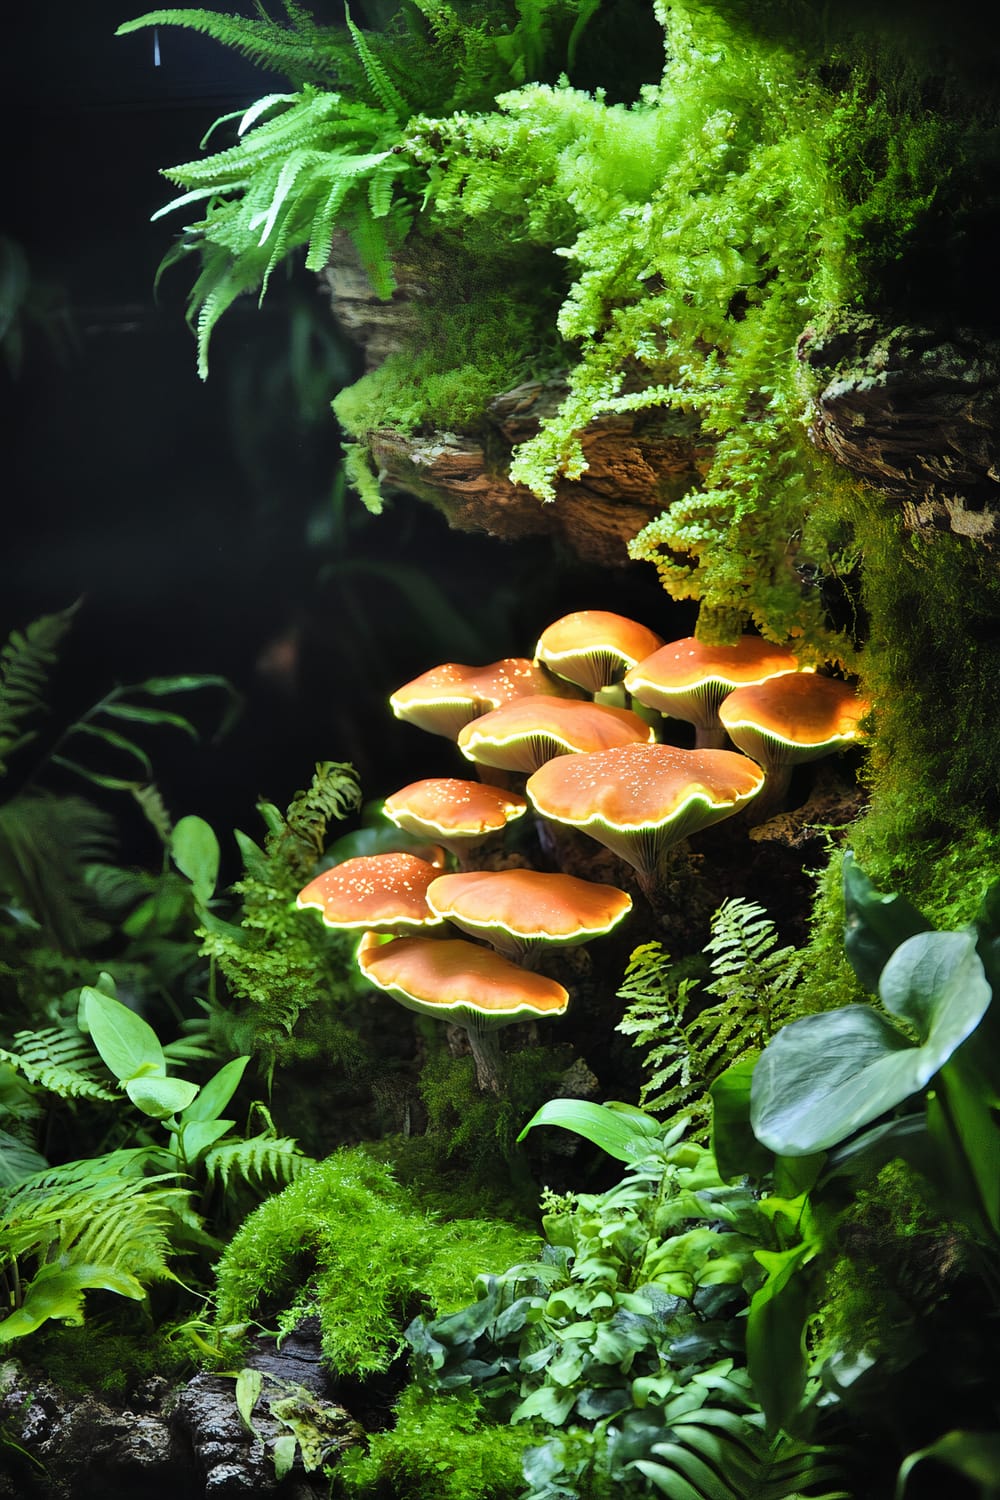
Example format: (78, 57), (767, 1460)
(751, 1007), (910, 1155)
(710, 1056), (771, 1182)
(83, 986), (165, 1083)
(746, 1244), (812, 1432)
(751, 934), (992, 1156)
(126, 1074), (200, 1119)
(897, 1430), (1000, 1498)
(172, 815), (220, 904)
(0, 1262), (145, 1342)
(181, 1055), (249, 1123)
(234, 829), (269, 881)
(272, 1433), (297, 1481)
(178, 1118), (234, 1161)
(880, 930), (991, 1040)
(518, 1099), (661, 1161)
(628, 1460), (708, 1500)
(236, 1367), (264, 1431)
(511, 1384), (577, 1425)
(842, 853), (932, 992)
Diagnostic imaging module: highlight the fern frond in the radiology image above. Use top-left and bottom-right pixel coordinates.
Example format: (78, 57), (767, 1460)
(344, 4), (409, 121)
(117, 6), (345, 88)
(0, 1026), (117, 1103)
(0, 1132), (48, 1189)
(0, 604), (78, 775)
(283, 761), (361, 861)
(131, 781), (174, 846)
(203, 1132), (308, 1192)
(0, 1151), (185, 1277)
(0, 794), (119, 951)
(618, 902), (804, 1134)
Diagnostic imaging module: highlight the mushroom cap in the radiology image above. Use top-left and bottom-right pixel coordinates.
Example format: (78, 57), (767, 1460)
(426, 868), (632, 957)
(296, 851), (445, 933)
(389, 658), (567, 739)
(535, 611), (664, 694)
(526, 742), (765, 879)
(457, 695), (656, 774)
(718, 674), (871, 767)
(383, 778), (528, 848)
(357, 934), (570, 1030)
(624, 636), (806, 730)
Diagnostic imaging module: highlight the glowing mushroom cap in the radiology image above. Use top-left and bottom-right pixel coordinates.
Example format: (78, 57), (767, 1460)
(624, 636), (807, 734)
(426, 869), (632, 958)
(389, 658), (567, 740)
(457, 695), (655, 774)
(717, 674), (871, 768)
(357, 934), (570, 1028)
(383, 778), (528, 852)
(535, 611), (664, 694)
(526, 742), (765, 883)
(296, 852), (445, 933)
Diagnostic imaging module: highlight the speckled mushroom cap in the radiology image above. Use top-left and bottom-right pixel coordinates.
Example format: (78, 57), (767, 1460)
(426, 868), (633, 958)
(296, 852), (445, 933)
(383, 778), (528, 850)
(717, 674), (871, 767)
(526, 742), (765, 882)
(357, 934), (570, 1028)
(535, 611), (664, 694)
(457, 696), (656, 774)
(388, 658), (568, 740)
(623, 636), (807, 735)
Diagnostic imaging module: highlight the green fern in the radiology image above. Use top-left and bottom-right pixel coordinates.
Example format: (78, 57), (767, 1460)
(199, 762), (362, 1051)
(0, 1026), (117, 1104)
(203, 1131), (307, 1193)
(0, 1151), (186, 1340)
(0, 605), (78, 776)
(117, 3), (353, 88)
(617, 899), (803, 1134)
(0, 794), (120, 952)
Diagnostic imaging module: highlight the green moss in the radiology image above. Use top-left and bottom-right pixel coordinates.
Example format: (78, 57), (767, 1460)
(823, 492), (1000, 922)
(813, 1160), (962, 1370)
(211, 1147), (538, 1376)
(333, 229), (563, 445)
(20, 1315), (187, 1403)
(333, 1385), (530, 1499)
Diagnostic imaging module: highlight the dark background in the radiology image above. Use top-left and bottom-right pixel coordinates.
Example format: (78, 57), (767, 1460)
(1, 1), (687, 861)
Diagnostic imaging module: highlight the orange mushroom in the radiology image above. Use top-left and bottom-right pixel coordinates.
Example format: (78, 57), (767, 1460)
(526, 742), (765, 894)
(717, 673), (871, 819)
(296, 852), (446, 934)
(357, 933), (569, 1093)
(388, 658), (571, 740)
(457, 696), (656, 775)
(535, 611), (664, 698)
(624, 636), (808, 748)
(383, 778), (528, 864)
(426, 868), (633, 961)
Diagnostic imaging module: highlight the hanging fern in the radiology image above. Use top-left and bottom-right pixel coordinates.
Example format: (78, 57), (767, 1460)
(0, 604), (78, 776)
(617, 898), (803, 1135)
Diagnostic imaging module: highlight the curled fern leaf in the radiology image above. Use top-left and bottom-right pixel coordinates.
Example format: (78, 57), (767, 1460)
(0, 604), (79, 776)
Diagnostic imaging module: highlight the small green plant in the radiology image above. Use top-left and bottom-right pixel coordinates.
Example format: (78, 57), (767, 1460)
(617, 898), (804, 1137)
(408, 1103), (844, 1499)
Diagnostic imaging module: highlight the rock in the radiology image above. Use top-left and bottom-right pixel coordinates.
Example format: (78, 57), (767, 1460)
(799, 312), (1000, 542)
(0, 1322), (361, 1499)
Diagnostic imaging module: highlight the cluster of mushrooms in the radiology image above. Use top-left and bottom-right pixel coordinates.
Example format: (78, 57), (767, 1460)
(297, 612), (870, 1092)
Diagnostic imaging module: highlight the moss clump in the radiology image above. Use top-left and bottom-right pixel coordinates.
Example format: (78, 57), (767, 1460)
(333, 1385), (530, 1499)
(211, 1147), (538, 1376)
(18, 1314), (187, 1403)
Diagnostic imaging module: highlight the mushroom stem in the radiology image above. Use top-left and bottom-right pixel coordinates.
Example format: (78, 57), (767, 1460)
(694, 725), (728, 750)
(466, 1026), (505, 1094)
(744, 765), (793, 825)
